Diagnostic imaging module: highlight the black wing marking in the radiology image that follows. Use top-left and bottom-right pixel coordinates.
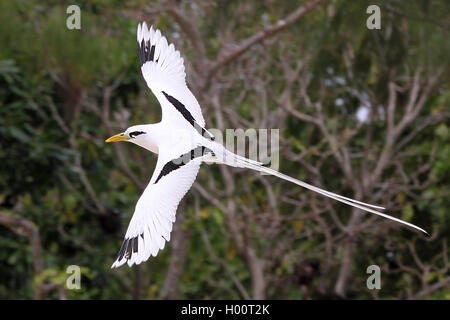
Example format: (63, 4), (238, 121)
(138, 38), (156, 67)
(116, 233), (143, 263)
(162, 91), (215, 141)
(149, 45), (155, 62)
(117, 239), (128, 262)
(155, 146), (214, 184)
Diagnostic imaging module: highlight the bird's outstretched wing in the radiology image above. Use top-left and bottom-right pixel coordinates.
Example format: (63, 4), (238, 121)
(111, 145), (215, 268)
(137, 22), (214, 141)
(111, 158), (199, 268)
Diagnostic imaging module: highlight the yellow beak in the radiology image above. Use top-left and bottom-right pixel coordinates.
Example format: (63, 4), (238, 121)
(105, 132), (129, 143)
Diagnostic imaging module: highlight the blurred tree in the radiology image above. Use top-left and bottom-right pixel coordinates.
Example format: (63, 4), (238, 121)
(0, 0), (448, 299)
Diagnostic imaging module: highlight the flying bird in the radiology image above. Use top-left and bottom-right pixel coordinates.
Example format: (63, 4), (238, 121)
(105, 22), (427, 268)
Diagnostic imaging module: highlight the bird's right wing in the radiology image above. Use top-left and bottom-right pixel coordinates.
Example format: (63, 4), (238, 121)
(137, 22), (214, 140)
(111, 145), (215, 268)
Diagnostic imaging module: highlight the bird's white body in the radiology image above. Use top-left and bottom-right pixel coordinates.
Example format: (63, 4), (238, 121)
(107, 23), (427, 268)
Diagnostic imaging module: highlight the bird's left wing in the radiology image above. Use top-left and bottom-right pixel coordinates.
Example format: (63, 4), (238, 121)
(111, 147), (203, 268)
(137, 23), (214, 141)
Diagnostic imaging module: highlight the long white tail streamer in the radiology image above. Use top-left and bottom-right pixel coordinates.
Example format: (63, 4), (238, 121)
(230, 156), (428, 235)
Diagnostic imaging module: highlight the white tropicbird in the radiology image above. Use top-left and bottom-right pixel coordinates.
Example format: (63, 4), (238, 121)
(105, 22), (427, 268)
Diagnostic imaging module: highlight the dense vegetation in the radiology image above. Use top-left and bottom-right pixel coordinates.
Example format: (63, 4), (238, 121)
(0, 0), (448, 299)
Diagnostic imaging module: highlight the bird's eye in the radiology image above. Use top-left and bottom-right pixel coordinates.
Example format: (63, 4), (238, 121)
(129, 131), (145, 138)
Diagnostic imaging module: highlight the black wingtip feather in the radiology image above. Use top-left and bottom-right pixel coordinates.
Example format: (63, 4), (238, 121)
(149, 45), (155, 62)
(132, 237), (138, 253)
(138, 35), (157, 67)
(125, 239), (133, 260)
(138, 39), (145, 66)
(117, 239), (128, 261)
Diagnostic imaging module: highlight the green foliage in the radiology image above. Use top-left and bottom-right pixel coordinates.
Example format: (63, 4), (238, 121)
(0, 0), (448, 300)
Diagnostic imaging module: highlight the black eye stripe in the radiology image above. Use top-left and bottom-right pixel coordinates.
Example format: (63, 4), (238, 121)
(129, 131), (145, 138)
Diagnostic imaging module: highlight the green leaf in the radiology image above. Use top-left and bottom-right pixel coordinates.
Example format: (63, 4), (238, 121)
(401, 204), (414, 222)
(435, 124), (448, 140)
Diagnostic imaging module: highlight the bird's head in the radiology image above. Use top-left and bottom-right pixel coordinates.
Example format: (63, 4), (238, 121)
(105, 124), (158, 153)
